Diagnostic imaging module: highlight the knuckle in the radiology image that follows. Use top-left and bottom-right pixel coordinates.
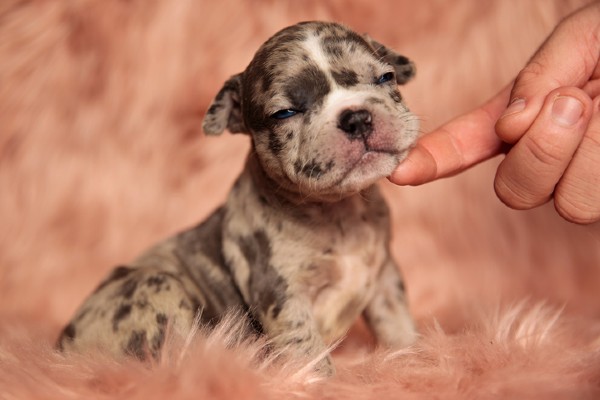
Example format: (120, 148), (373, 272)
(522, 135), (565, 167)
(554, 194), (600, 224)
(555, 184), (600, 225)
(513, 59), (563, 93)
(517, 60), (545, 81)
(494, 170), (547, 210)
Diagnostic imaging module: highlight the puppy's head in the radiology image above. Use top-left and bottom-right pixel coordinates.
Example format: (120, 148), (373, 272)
(203, 21), (419, 201)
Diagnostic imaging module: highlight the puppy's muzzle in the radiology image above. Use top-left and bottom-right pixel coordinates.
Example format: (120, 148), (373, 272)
(338, 109), (373, 140)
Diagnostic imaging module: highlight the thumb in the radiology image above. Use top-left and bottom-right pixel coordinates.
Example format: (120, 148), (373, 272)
(389, 86), (509, 186)
(496, 2), (600, 143)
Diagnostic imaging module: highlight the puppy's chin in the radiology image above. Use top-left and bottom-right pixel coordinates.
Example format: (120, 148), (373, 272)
(285, 150), (406, 202)
(335, 150), (403, 193)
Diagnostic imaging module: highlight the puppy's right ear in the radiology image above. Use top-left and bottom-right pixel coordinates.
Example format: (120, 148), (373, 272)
(202, 73), (247, 135)
(363, 35), (416, 85)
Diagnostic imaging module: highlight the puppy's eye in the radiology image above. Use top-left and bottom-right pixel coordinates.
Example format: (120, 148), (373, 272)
(376, 72), (395, 84)
(271, 109), (298, 119)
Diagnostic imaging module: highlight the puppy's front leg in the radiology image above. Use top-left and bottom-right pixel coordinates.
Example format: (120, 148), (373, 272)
(258, 295), (334, 376)
(363, 259), (417, 348)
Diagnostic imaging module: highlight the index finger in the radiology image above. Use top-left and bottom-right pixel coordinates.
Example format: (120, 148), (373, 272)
(389, 85), (510, 186)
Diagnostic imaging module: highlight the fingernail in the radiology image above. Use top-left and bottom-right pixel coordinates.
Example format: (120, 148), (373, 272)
(501, 98), (525, 118)
(552, 96), (583, 127)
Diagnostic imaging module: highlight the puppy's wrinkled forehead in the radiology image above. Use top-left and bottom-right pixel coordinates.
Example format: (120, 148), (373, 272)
(242, 22), (384, 127)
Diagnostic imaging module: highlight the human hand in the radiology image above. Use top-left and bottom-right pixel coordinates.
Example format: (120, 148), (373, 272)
(390, 1), (600, 224)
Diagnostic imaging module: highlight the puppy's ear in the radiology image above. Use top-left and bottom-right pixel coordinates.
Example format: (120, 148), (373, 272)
(363, 35), (416, 85)
(202, 73), (247, 135)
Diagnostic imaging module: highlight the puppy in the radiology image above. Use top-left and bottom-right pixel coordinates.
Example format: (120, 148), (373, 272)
(57, 21), (419, 376)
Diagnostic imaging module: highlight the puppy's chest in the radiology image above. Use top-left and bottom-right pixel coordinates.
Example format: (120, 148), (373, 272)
(298, 219), (388, 342)
(301, 226), (384, 297)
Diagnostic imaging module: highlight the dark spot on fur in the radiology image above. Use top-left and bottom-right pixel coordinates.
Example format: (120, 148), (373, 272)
(286, 131), (294, 140)
(396, 55), (410, 65)
(292, 319), (306, 329)
(268, 130), (284, 155)
(284, 337), (306, 346)
(239, 230), (288, 319)
(190, 298), (219, 327)
(288, 331), (313, 346)
(283, 65), (330, 112)
(119, 278), (138, 300)
(75, 307), (90, 322)
(146, 275), (167, 292)
(112, 304), (132, 331)
(179, 299), (191, 310)
(247, 309), (265, 335)
(272, 303), (283, 319)
(190, 297), (202, 313)
(125, 330), (148, 361)
(323, 40), (343, 58)
(331, 69), (359, 87)
(397, 280), (406, 293)
(62, 324), (77, 340)
(150, 313), (168, 357)
(301, 160), (324, 179)
(295, 158), (334, 180)
(156, 313), (168, 325)
(233, 178), (241, 191)
(58, 323), (76, 349)
(111, 266), (134, 280)
(94, 265), (134, 294)
(135, 299), (149, 309)
(176, 207), (227, 273)
(215, 75), (240, 101)
(390, 90), (402, 103)
(364, 313), (382, 326)
(314, 23), (327, 36)
(207, 103), (223, 115)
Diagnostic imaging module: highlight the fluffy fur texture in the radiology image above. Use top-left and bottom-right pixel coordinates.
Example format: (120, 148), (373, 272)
(1, 0), (600, 398)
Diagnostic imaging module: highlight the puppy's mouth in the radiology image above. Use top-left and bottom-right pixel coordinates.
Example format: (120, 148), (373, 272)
(348, 146), (396, 171)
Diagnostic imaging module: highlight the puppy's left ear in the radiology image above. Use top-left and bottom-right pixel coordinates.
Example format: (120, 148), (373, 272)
(202, 73), (247, 135)
(363, 35), (416, 85)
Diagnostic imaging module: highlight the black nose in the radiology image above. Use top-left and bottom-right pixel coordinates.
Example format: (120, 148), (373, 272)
(338, 109), (373, 139)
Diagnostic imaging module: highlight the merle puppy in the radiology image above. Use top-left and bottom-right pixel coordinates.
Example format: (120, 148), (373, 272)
(58, 21), (420, 376)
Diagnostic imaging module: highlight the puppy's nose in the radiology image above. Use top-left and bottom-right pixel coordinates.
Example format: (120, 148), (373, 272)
(338, 109), (373, 140)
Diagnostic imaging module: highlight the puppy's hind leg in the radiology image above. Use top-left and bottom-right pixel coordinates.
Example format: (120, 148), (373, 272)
(57, 266), (202, 361)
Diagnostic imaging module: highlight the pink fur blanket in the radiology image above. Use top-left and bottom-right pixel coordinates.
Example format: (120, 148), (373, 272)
(2, 0), (599, 398)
